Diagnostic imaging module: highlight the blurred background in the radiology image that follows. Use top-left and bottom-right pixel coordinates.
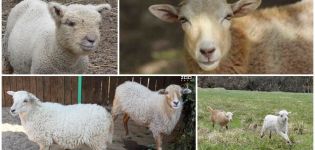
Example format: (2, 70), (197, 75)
(120, 0), (301, 74)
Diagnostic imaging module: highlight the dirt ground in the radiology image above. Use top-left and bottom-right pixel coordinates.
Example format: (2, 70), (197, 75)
(2, 107), (157, 150)
(2, 0), (117, 74)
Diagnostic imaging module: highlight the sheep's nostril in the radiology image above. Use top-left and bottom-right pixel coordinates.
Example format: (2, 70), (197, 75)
(10, 109), (16, 113)
(200, 48), (216, 57)
(84, 35), (97, 44)
(87, 38), (95, 44)
(173, 101), (179, 105)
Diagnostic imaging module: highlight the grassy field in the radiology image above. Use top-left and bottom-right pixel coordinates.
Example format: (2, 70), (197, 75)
(198, 88), (313, 150)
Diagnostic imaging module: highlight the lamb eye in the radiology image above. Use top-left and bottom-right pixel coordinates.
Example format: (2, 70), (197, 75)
(23, 100), (28, 103)
(179, 17), (189, 24)
(224, 14), (233, 20)
(66, 20), (76, 27)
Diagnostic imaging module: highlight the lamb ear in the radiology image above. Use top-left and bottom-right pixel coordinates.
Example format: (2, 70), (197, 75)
(181, 88), (192, 94)
(27, 93), (39, 102)
(48, 2), (66, 24)
(95, 4), (111, 14)
(158, 89), (168, 95)
(7, 91), (15, 96)
(149, 4), (179, 23)
(231, 0), (261, 17)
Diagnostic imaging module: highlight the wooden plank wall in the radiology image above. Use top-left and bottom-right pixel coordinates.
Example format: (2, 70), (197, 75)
(2, 76), (188, 107)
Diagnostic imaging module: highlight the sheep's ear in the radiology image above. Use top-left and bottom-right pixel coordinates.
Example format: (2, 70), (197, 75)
(149, 4), (179, 23)
(48, 2), (66, 24)
(181, 88), (192, 94)
(95, 4), (111, 14)
(158, 89), (168, 95)
(27, 93), (39, 102)
(7, 91), (15, 96)
(231, 0), (261, 17)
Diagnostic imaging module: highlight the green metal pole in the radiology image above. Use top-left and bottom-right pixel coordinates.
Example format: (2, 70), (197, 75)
(77, 76), (83, 104)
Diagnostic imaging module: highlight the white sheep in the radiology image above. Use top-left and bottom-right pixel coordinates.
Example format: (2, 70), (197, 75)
(149, 0), (312, 74)
(4, 0), (111, 74)
(111, 81), (192, 150)
(260, 110), (292, 145)
(7, 90), (113, 150)
(208, 106), (233, 130)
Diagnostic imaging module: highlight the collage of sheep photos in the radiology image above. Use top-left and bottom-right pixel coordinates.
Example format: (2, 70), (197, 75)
(0, 0), (314, 150)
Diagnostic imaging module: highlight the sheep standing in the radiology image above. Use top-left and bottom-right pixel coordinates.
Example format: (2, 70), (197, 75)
(4, 0), (111, 74)
(111, 81), (192, 150)
(7, 90), (113, 150)
(260, 110), (292, 145)
(208, 106), (233, 130)
(149, 0), (312, 74)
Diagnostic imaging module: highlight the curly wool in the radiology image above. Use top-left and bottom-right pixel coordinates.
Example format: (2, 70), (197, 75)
(112, 81), (182, 136)
(19, 101), (113, 149)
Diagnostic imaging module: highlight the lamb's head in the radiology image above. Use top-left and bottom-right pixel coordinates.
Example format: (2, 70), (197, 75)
(149, 0), (261, 71)
(7, 91), (40, 116)
(48, 2), (111, 55)
(159, 85), (192, 109)
(225, 112), (233, 121)
(277, 110), (291, 123)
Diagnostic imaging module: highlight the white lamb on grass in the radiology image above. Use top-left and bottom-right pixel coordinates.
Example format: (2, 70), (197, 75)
(4, 0), (111, 74)
(111, 81), (192, 150)
(7, 90), (113, 150)
(260, 110), (292, 145)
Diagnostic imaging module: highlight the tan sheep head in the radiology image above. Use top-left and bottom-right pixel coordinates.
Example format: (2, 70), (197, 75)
(159, 85), (192, 109)
(48, 2), (111, 55)
(149, 0), (261, 71)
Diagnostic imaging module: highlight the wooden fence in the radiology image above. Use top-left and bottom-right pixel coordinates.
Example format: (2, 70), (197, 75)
(2, 76), (190, 107)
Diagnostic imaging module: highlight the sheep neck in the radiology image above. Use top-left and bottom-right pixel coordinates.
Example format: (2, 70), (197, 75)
(18, 102), (41, 126)
(51, 38), (83, 68)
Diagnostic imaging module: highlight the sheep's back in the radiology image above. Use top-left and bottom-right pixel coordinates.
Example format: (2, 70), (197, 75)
(115, 82), (164, 125)
(27, 103), (112, 148)
(235, 0), (313, 74)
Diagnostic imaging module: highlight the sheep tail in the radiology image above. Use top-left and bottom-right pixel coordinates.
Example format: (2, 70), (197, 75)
(207, 106), (214, 112)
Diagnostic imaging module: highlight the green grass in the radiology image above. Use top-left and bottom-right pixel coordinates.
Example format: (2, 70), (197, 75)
(198, 88), (313, 150)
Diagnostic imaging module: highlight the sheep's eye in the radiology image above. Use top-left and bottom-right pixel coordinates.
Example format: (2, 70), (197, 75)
(23, 100), (28, 103)
(65, 20), (76, 27)
(224, 14), (233, 20)
(281, 115), (283, 117)
(179, 17), (189, 24)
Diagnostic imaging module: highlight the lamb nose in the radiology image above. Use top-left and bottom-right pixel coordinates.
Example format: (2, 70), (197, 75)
(174, 101), (179, 105)
(10, 109), (15, 113)
(200, 48), (215, 57)
(85, 35), (96, 43)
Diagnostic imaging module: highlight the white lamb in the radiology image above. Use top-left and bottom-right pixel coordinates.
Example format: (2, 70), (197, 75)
(260, 110), (292, 145)
(7, 90), (113, 150)
(4, 0), (111, 74)
(111, 81), (192, 150)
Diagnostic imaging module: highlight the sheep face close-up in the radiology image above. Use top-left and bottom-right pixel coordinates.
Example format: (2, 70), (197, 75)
(7, 91), (37, 116)
(159, 85), (192, 109)
(277, 110), (291, 122)
(49, 2), (111, 55)
(149, 0), (261, 71)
